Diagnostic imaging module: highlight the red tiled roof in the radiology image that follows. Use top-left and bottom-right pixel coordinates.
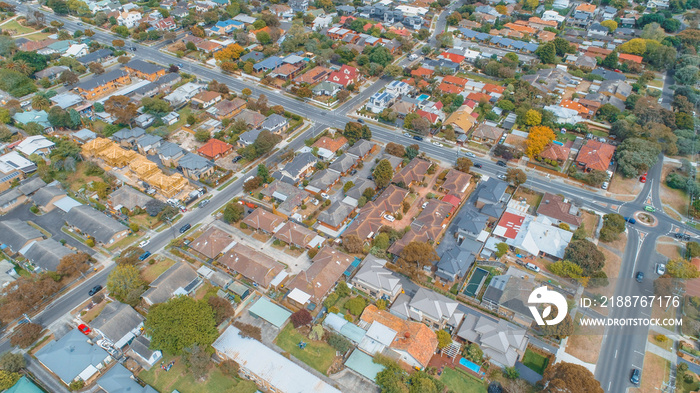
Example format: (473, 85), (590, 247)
(411, 67), (434, 77)
(619, 53), (643, 64)
(312, 136), (348, 152)
(537, 192), (583, 227)
(440, 52), (465, 63)
(438, 82), (463, 94)
(467, 92), (492, 103)
(442, 75), (469, 87)
(496, 211), (525, 239)
(416, 110), (438, 124)
(539, 143), (571, 162)
(576, 140), (615, 171)
(560, 99), (590, 115)
(197, 138), (233, 159)
(483, 83), (505, 94)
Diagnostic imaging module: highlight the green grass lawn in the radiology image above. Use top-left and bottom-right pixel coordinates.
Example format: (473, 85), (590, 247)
(21, 31), (51, 41)
(440, 367), (487, 393)
(556, 132), (577, 143)
(0, 20), (35, 34)
(138, 354), (256, 393)
(275, 323), (336, 375)
(522, 349), (549, 375)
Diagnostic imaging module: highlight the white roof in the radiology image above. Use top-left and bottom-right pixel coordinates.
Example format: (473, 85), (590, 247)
(0, 151), (34, 174)
(53, 196), (82, 212)
(269, 270), (288, 287)
(213, 326), (342, 393)
(288, 287), (312, 305)
(509, 216), (572, 258)
(16, 136), (55, 156)
(64, 43), (88, 57)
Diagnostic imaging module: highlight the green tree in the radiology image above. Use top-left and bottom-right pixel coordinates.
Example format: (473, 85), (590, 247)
(505, 168), (527, 187)
(436, 330), (452, 349)
(336, 281), (350, 297)
(565, 239), (606, 274)
(372, 159), (394, 188)
(106, 265), (146, 306)
(223, 202), (244, 223)
(372, 232), (390, 250)
(615, 138), (661, 178)
(667, 258), (700, 279)
(687, 242), (700, 259)
(194, 129), (210, 142)
(463, 343), (484, 364)
(496, 242), (508, 258)
(398, 241), (438, 269)
(455, 157), (472, 173)
(346, 296), (366, 315)
(257, 164), (271, 183)
(540, 362), (603, 393)
(256, 31), (271, 44)
(539, 313), (574, 339)
(535, 42), (557, 64)
(0, 353), (25, 373)
(144, 296), (218, 355)
(602, 51), (619, 69)
(0, 371), (20, 391)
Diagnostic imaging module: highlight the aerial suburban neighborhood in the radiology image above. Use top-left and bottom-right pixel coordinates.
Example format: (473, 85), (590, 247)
(0, 0), (698, 391)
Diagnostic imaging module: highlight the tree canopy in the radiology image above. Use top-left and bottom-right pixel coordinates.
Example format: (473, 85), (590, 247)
(144, 296), (218, 355)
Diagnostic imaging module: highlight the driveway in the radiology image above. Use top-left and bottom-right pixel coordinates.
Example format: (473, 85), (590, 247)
(327, 150), (380, 205)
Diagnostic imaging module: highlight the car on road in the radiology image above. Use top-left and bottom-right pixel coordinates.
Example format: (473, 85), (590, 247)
(656, 264), (666, 275)
(422, 201), (428, 209)
(644, 205), (656, 212)
(78, 324), (91, 335)
(383, 214), (395, 222)
(496, 160), (507, 167)
(139, 240), (150, 248)
(464, 152), (475, 158)
(497, 174), (507, 180)
(138, 251), (152, 261)
(640, 173), (647, 183)
(179, 206), (187, 213)
(432, 141), (441, 147)
(321, 192), (329, 199)
(404, 133), (410, 137)
(624, 217), (636, 225)
(350, 169), (357, 175)
(179, 223), (191, 233)
(88, 285), (103, 296)
(199, 199), (210, 208)
(367, 175), (373, 180)
(630, 368), (641, 385)
(357, 119), (364, 124)
(77, 22), (83, 26)
(635, 271), (644, 283)
(474, 163), (482, 168)
(413, 136), (423, 141)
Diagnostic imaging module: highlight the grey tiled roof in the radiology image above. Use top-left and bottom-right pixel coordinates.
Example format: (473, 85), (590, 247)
(0, 219), (43, 253)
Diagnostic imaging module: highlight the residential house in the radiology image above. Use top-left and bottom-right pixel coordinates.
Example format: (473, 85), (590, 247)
(90, 302), (145, 348)
(0, 219), (44, 254)
(208, 98), (246, 120)
(235, 109), (266, 129)
(392, 158), (430, 188)
(343, 185), (408, 240)
(261, 180), (311, 217)
(472, 122), (505, 144)
(386, 80), (412, 96)
(157, 141), (185, 166)
(74, 69), (130, 100)
(134, 134), (162, 155)
(482, 268), (538, 325)
(71, 129), (97, 144)
(317, 201), (354, 231)
(537, 192), (583, 229)
(209, 19), (244, 35)
(457, 314), (528, 367)
(387, 199), (452, 256)
(178, 153), (214, 180)
(117, 10), (142, 27)
(0, 189), (26, 214)
(343, 178), (376, 207)
(347, 139), (376, 160)
(20, 238), (75, 272)
(436, 238), (480, 284)
(306, 168), (342, 194)
(367, 92), (396, 113)
(273, 221), (320, 249)
(134, 113), (156, 128)
(0, 152), (37, 192)
(588, 22), (609, 37)
(391, 287), (465, 330)
(35, 66), (70, 81)
(237, 128), (263, 147)
(242, 207), (285, 234)
(444, 107), (476, 134)
(16, 136), (54, 157)
(111, 127), (146, 147)
(312, 136), (348, 160)
(539, 143), (570, 165)
(576, 140), (615, 171)
(213, 326), (341, 393)
(163, 82), (204, 106)
(65, 205), (129, 245)
(95, 364), (157, 393)
(294, 66), (331, 85)
(440, 169), (472, 199)
(190, 227), (232, 259)
(197, 138), (233, 160)
(218, 243), (285, 288)
(108, 186), (153, 212)
(476, 178), (508, 209)
(35, 329), (110, 385)
(0, 260), (17, 289)
(328, 153), (356, 176)
(327, 65), (359, 87)
(63, 44), (89, 58)
(30, 185), (67, 212)
(127, 336), (162, 370)
(13, 110), (51, 130)
(312, 81), (342, 97)
(261, 114), (289, 134)
(352, 255), (402, 302)
(286, 246), (354, 307)
(77, 49), (114, 65)
(191, 91), (222, 109)
(280, 152), (317, 181)
(141, 262), (200, 306)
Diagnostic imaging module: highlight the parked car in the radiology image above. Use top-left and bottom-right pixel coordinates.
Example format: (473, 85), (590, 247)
(138, 240), (150, 248)
(88, 285), (103, 296)
(656, 264), (666, 275)
(630, 368), (641, 385)
(78, 324), (91, 335)
(413, 136), (423, 141)
(635, 271), (644, 283)
(179, 223), (191, 233)
(199, 199), (210, 208)
(311, 198), (319, 205)
(383, 214), (395, 222)
(497, 174), (507, 180)
(640, 173), (647, 183)
(602, 182), (609, 190)
(357, 119), (364, 124)
(321, 192), (329, 199)
(404, 132), (411, 137)
(138, 251), (152, 261)
(422, 201), (428, 209)
(496, 160), (507, 167)
(525, 263), (540, 273)
(350, 169), (357, 175)
(179, 206), (187, 213)
(232, 156), (243, 163)
(432, 141), (441, 147)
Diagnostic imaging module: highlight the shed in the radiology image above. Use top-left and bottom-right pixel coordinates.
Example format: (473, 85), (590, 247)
(344, 350), (385, 382)
(248, 297), (292, 328)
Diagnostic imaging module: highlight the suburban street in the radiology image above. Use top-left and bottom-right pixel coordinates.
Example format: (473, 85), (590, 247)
(5, 3), (699, 392)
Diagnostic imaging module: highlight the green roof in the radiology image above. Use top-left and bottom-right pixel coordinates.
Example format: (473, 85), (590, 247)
(344, 350), (385, 382)
(248, 297), (291, 328)
(5, 376), (44, 393)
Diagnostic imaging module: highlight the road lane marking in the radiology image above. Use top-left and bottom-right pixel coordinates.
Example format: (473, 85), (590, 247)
(615, 350), (618, 358)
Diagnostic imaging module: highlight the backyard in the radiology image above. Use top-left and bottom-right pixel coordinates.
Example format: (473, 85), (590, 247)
(440, 367), (487, 393)
(274, 323), (337, 375)
(138, 354), (256, 393)
(521, 349), (549, 375)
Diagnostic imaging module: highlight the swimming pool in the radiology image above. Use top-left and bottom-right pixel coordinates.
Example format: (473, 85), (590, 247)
(463, 268), (488, 297)
(459, 357), (481, 374)
(416, 94), (430, 101)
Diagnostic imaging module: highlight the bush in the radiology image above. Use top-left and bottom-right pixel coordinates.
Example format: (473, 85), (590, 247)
(30, 205), (39, 214)
(219, 359), (239, 376)
(69, 380), (85, 391)
(290, 309), (312, 328)
(86, 238), (95, 247)
(239, 222), (248, 229)
(345, 296), (367, 315)
(327, 333), (351, 353)
(10, 323), (43, 348)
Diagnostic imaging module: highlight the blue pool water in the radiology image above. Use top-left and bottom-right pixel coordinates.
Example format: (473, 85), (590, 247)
(416, 94), (430, 101)
(459, 358), (481, 374)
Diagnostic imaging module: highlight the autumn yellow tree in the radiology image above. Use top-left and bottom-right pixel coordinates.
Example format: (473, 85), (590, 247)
(526, 125), (555, 158)
(214, 43), (244, 62)
(600, 20), (618, 32)
(524, 109), (542, 126)
(618, 38), (647, 55)
(495, 4), (507, 14)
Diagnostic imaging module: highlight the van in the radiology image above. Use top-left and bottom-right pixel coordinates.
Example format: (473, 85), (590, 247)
(525, 263), (541, 273)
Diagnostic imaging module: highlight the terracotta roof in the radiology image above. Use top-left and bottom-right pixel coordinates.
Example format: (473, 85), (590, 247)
(442, 75), (469, 87)
(392, 158), (431, 186)
(416, 110), (438, 124)
(344, 185), (408, 239)
(444, 109), (476, 132)
(619, 53), (643, 64)
(411, 67), (434, 77)
(537, 192), (583, 227)
(467, 92), (491, 103)
(312, 136), (348, 152)
(197, 138), (232, 159)
(576, 3), (596, 13)
(274, 221), (317, 248)
(294, 66), (331, 84)
(272, 63), (300, 76)
(219, 243), (284, 288)
(483, 83), (505, 94)
(584, 46), (612, 57)
(440, 52), (465, 63)
(559, 99), (590, 115)
(539, 143), (570, 161)
(576, 140), (615, 171)
(504, 22), (536, 34)
(528, 17), (558, 28)
(196, 40), (222, 52)
(242, 208), (285, 233)
(190, 227), (232, 259)
(193, 91), (222, 103)
(441, 169), (472, 197)
(437, 82), (463, 94)
(495, 211), (525, 239)
(360, 305), (438, 368)
(472, 123), (505, 141)
(286, 246), (353, 303)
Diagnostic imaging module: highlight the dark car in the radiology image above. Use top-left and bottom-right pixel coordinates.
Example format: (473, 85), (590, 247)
(413, 135), (423, 141)
(624, 217), (636, 225)
(496, 160), (507, 167)
(350, 169), (357, 175)
(357, 119), (364, 124)
(635, 271), (644, 283)
(88, 285), (103, 296)
(630, 368), (641, 385)
(232, 156), (243, 163)
(179, 223), (191, 233)
(474, 163), (483, 168)
(138, 251), (152, 261)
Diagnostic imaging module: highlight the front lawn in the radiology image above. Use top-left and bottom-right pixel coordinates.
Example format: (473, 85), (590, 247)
(0, 20), (35, 34)
(275, 323), (336, 375)
(440, 367), (487, 393)
(138, 354), (257, 393)
(140, 258), (176, 283)
(522, 349), (549, 375)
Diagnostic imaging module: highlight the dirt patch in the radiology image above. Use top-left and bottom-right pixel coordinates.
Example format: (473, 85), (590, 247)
(252, 233), (269, 243)
(170, 128), (202, 153)
(609, 175), (643, 198)
(647, 332), (673, 351)
(284, 247), (304, 257)
(513, 188), (543, 214)
(656, 239), (682, 260)
(565, 312), (604, 364)
(629, 353), (670, 393)
(581, 211), (599, 238)
(661, 163), (690, 218)
(604, 232), (628, 253)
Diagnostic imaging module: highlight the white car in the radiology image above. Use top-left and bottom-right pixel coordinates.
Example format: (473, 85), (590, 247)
(321, 192), (329, 199)
(498, 174), (507, 180)
(138, 240), (150, 248)
(656, 264), (666, 275)
(383, 214), (395, 222)
(311, 198), (319, 205)
(464, 152), (475, 158)
(432, 141), (442, 147)
(422, 201), (428, 209)
(602, 182), (609, 190)
(404, 132), (410, 137)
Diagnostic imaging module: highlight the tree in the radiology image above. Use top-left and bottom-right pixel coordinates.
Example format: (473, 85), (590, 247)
(142, 97), (171, 115)
(56, 252), (91, 276)
(0, 353), (25, 373)
(346, 296), (366, 315)
(290, 309), (312, 328)
(573, 224), (587, 240)
(615, 138), (661, 178)
(0, 370), (19, 391)
(343, 121), (370, 145)
(343, 181), (354, 193)
(667, 258), (700, 279)
(455, 157), (472, 173)
(524, 109), (542, 126)
(385, 142), (405, 157)
(618, 38), (647, 55)
(398, 242), (438, 268)
(222, 202), (244, 224)
(257, 164), (271, 184)
(601, 19), (618, 32)
(539, 313), (574, 339)
(208, 296), (234, 325)
(601, 51), (619, 69)
(183, 344), (210, 380)
(540, 362), (603, 393)
(463, 343), (483, 364)
(112, 39), (125, 48)
(505, 168), (527, 187)
(343, 234), (364, 253)
(372, 233), (390, 250)
(9, 323), (43, 348)
(336, 281), (350, 297)
(564, 239), (606, 275)
(327, 333), (351, 353)
(88, 62), (104, 74)
(105, 95), (137, 125)
(214, 43), (244, 62)
(194, 129), (210, 142)
(243, 176), (262, 193)
(675, 65), (700, 85)
(526, 125), (555, 157)
(219, 359), (239, 377)
(495, 242), (508, 258)
(688, 242), (700, 259)
(436, 330), (452, 349)
(372, 159), (394, 188)
(145, 296), (218, 355)
(107, 265), (146, 306)
(535, 42), (556, 64)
